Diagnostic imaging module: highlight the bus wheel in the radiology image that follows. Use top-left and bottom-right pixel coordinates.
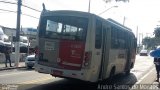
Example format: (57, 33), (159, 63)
(125, 63), (133, 75)
(125, 69), (130, 75)
(109, 67), (115, 80)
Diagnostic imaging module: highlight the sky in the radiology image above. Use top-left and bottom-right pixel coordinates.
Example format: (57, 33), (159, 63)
(0, 0), (160, 38)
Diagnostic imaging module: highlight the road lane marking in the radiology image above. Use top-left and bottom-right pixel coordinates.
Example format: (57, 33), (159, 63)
(19, 76), (53, 84)
(0, 71), (34, 77)
(136, 67), (155, 84)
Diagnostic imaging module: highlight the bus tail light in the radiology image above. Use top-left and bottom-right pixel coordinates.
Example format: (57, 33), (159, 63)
(84, 52), (92, 66)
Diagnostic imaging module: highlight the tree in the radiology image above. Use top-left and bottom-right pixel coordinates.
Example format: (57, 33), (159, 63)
(154, 27), (160, 38)
(141, 26), (160, 49)
(142, 37), (156, 49)
(142, 35), (160, 50)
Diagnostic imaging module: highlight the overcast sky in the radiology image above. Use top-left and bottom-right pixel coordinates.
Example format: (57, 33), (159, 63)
(0, 0), (160, 37)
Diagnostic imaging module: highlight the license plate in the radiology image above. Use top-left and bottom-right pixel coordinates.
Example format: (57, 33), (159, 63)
(52, 70), (63, 76)
(28, 62), (34, 65)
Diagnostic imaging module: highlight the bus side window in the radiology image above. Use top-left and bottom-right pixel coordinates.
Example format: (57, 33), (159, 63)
(111, 27), (118, 49)
(124, 32), (128, 48)
(118, 30), (125, 49)
(95, 19), (102, 49)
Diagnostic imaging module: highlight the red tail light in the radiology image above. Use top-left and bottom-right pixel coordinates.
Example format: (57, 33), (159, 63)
(84, 52), (92, 66)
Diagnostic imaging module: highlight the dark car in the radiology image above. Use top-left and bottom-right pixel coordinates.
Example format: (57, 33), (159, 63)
(140, 50), (148, 56)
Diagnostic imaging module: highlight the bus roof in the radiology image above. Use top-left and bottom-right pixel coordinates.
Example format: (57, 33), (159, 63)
(40, 10), (133, 35)
(41, 10), (92, 17)
(106, 18), (132, 32)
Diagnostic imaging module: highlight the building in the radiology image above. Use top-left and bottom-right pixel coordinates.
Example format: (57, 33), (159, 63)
(0, 25), (37, 49)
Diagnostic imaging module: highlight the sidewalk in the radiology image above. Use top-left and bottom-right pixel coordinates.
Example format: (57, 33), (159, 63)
(131, 55), (156, 84)
(0, 62), (26, 71)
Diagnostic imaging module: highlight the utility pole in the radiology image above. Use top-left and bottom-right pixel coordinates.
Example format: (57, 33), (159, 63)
(136, 26), (138, 54)
(15, 0), (21, 67)
(139, 33), (141, 47)
(136, 26), (138, 38)
(88, 0), (91, 13)
(123, 16), (126, 25)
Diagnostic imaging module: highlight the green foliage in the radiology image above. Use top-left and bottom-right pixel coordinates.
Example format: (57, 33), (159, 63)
(142, 37), (157, 49)
(154, 27), (160, 37)
(142, 27), (160, 49)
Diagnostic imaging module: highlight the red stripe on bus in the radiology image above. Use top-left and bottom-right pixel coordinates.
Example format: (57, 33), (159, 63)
(59, 40), (85, 70)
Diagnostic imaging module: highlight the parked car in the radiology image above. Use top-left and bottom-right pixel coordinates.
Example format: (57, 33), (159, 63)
(25, 54), (35, 69)
(140, 50), (148, 56)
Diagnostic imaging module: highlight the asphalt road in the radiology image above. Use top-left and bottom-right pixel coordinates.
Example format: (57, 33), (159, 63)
(0, 55), (155, 90)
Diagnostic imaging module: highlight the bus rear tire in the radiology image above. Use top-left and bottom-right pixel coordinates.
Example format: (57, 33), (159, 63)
(125, 69), (130, 75)
(125, 63), (133, 75)
(109, 67), (115, 80)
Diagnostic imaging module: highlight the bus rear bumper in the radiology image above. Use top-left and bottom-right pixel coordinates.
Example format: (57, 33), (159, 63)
(35, 63), (96, 82)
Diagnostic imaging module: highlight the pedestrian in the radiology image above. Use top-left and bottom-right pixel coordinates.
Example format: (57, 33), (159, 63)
(34, 46), (38, 54)
(4, 47), (12, 67)
(154, 57), (160, 82)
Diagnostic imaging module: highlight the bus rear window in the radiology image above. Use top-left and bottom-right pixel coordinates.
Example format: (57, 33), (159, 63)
(39, 16), (88, 41)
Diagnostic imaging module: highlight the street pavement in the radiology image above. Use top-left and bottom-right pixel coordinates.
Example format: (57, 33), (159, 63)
(0, 55), (157, 90)
(0, 55), (156, 83)
(0, 62), (25, 71)
(131, 55), (155, 82)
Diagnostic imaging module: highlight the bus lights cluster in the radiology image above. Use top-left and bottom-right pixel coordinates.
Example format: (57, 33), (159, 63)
(84, 52), (92, 66)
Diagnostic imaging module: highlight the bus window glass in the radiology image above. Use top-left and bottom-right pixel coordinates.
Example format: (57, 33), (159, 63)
(46, 20), (58, 32)
(39, 16), (88, 41)
(95, 19), (102, 49)
(63, 25), (77, 36)
(118, 30), (125, 49)
(111, 27), (118, 49)
(57, 23), (62, 33)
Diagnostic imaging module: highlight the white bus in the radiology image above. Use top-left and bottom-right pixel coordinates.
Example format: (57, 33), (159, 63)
(35, 10), (137, 82)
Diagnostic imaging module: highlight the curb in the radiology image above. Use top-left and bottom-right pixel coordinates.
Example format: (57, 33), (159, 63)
(0, 66), (26, 71)
(130, 67), (156, 90)
(136, 64), (155, 80)
(134, 64), (156, 84)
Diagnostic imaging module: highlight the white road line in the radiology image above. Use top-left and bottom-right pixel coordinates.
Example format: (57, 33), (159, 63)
(19, 77), (53, 84)
(0, 71), (34, 77)
(136, 67), (155, 84)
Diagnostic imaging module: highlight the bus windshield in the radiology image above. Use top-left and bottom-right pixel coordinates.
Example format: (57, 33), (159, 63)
(39, 16), (88, 41)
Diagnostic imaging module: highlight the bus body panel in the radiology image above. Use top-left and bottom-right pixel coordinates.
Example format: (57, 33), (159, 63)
(35, 64), (92, 81)
(109, 49), (127, 74)
(98, 23), (111, 80)
(35, 10), (136, 82)
(59, 40), (85, 70)
(87, 16), (103, 81)
(38, 38), (59, 67)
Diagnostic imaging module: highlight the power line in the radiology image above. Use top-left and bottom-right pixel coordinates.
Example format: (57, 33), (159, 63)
(0, 8), (39, 19)
(22, 4), (41, 12)
(22, 13), (39, 19)
(0, 0), (41, 12)
(0, 0), (16, 5)
(0, 8), (16, 13)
